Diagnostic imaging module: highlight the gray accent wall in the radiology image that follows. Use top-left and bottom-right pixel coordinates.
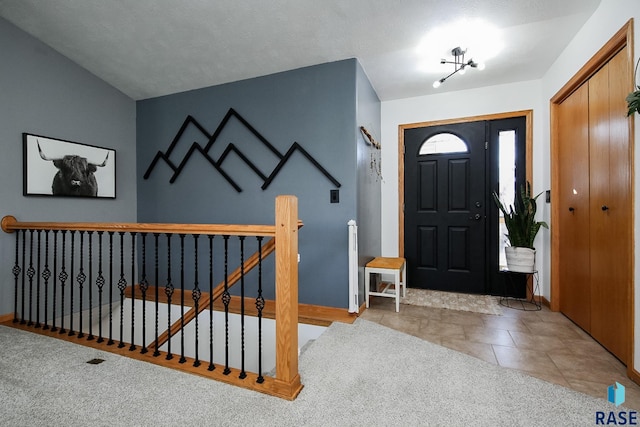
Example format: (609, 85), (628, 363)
(0, 16), (380, 314)
(137, 59), (380, 308)
(356, 62), (382, 305)
(0, 17), (137, 315)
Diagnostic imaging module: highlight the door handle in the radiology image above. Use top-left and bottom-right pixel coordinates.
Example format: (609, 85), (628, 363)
(601, 205), (609, 211)
(469, 214), (481, 221)
(568, 207), (575, 212)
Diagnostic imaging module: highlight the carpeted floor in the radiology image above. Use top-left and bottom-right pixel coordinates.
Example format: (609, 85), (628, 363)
(0, 319), (623, 426)
(402, 288), (502, 316)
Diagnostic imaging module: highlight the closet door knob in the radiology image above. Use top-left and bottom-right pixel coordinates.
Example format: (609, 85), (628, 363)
(568, 207), (575, 212)
(601, 205), (609, 211)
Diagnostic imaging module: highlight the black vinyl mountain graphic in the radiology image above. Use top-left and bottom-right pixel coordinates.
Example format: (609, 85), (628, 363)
(143, 108), (341, 192)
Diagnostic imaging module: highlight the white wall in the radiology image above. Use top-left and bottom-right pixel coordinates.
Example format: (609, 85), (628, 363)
(539, 0), (640, 371)
(381, 0), (640, 372)
(380, 79), (546, 288)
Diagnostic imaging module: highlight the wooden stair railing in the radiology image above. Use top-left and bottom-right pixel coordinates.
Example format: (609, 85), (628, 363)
(1, 195), (303, 400)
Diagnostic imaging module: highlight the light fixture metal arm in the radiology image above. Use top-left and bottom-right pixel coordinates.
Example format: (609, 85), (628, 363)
(433, 46), (482, 88)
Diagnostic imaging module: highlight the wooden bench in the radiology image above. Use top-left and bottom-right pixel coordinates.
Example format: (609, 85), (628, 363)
(364, 257), (407, 312)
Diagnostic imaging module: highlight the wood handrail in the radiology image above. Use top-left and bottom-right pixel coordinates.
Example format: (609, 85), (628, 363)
(1, 215), (303, 237)
(0, 195), (303, 399)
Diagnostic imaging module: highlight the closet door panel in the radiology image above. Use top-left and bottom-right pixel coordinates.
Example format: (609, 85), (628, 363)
(557, 83), (591, 331)
(590, 50), (630, 363)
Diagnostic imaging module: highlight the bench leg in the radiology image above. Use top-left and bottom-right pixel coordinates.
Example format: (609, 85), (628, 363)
(365, 269), (370, 308)
(394, 269), (400, 312)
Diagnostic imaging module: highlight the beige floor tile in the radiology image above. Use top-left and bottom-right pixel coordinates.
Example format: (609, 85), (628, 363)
(358, 309), (384, 323)
(546, 350), (629, 385)
(499, 307), (545, 320)
(533, 310), (577, 324)
(508, 330), (568, 352)
(480, 315), (529, 332)
(492, 344), (563, 375)
(521, 320), (587, 340)
(557, 338), (626, 368)
(361, 291), (639, 406)
(401, 304), (444, 320)
(377, 312), (422, 335)
(463, 325), (516, 347)
(367, 298), (398, 312)
(564, 377), (640, 411)
(417, 319), (466, 339)
(619, 382), (640, 411)
(439, 336), (498, 365)
(439, 310), (484, 326)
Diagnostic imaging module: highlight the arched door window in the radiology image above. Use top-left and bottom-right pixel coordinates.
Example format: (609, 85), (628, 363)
(418, 132), (468, 155)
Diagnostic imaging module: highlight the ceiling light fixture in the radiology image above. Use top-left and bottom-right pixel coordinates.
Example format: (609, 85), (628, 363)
(432, 47), (485, 88)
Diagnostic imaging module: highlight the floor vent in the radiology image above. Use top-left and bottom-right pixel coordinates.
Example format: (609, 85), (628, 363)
(86, 358), (105, 365)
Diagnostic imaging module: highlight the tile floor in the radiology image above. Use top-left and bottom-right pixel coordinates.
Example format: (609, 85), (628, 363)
(360, 296), (640, 410)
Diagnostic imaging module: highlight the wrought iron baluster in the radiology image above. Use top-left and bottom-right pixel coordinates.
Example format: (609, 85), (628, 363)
(239, 236), (246, 380)
(256, 236), (265, 383)
(165, 233), (174, 360)
(59, 230), (67, 334)
(51, 231), (58, 332)
(208, 235), (215, 371)
(69, 230), (76, 336)
(192, 234), (201, 367)
(179, 234), (186, 364)
(140, 233), (149, 354)
(117, 232), (127, 348)
(42, 230), (51, 330)
(96, 231), (105, 343)
(88, 231), (94, 340)
(129, 232), (137, 351)
(153, 233), (160, 357)
(12, 231), (21, 323)
(35, 230), (42, 328)
(27, 230), (35, 326)
(20, 229), (26, 324)
(222, 235), (231, 375)
(77, 231), (86, 338)
(108, 231), (114, 345)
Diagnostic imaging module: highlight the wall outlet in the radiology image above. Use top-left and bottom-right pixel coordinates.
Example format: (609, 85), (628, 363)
(330, 189), (339, 203)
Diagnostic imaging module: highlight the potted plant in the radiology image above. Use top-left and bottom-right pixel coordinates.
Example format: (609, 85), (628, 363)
(626, 57), (640, 116)
(493, 182), (549, 273)
(626, 89), (640, 116)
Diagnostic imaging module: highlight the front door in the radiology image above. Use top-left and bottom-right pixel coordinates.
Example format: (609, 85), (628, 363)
(404, 121), (486, 293)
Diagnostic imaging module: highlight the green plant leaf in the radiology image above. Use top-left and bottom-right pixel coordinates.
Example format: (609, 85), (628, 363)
(626, 90), (640, 116)
(492, 181), (548, 249)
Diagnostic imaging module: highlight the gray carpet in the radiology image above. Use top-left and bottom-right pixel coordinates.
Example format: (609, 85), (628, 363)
(0, 320), (620, 426)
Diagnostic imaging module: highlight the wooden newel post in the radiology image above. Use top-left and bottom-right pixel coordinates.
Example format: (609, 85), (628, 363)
(274, 195), (301, 395)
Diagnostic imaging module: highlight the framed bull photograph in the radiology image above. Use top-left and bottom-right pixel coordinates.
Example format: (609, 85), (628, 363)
(23, 133), (116, 198)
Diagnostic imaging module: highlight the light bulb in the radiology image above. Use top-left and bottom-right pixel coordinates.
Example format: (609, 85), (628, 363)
(459, 66), (466, 75)
(433, 80), (442, 88)
(477, 62), (486, 70)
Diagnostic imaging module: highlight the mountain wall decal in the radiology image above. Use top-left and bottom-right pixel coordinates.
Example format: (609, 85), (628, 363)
(143, 108), (341, 192)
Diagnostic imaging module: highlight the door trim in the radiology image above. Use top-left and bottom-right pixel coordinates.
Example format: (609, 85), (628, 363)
(398, 110), (533, 258)
(550, 19), (634, 369)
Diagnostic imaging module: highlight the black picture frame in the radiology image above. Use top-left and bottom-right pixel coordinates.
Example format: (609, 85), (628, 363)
(23, 133), (116, 199)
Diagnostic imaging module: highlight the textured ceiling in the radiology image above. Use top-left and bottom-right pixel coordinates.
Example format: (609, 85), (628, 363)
(0, 0), (601, 100)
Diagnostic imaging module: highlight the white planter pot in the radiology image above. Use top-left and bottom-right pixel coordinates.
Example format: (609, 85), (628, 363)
(505, 247), (536, 273)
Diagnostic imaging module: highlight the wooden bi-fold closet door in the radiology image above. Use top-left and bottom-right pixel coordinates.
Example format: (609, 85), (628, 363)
(557, 46), (631, 364)
(557, 83), (590, 332)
